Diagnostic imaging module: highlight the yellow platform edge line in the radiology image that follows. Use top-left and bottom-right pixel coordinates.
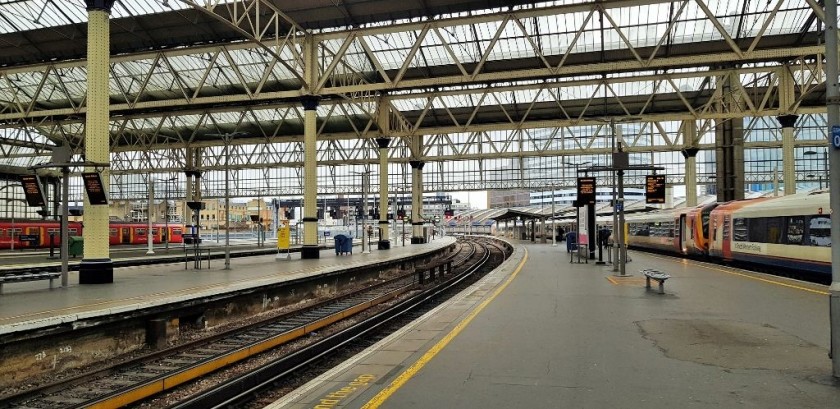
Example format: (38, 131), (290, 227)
(361, 249), (530, 409)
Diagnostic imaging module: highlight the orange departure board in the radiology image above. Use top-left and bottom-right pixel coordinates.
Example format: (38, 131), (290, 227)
(577, 177), (596, 205)
(20, 174), (46, 207)
(646, 175), (666, 204)
(82, 172), (109, 205)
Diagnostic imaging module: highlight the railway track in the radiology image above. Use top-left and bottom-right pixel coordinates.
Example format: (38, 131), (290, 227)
(0, 237), (508, 409)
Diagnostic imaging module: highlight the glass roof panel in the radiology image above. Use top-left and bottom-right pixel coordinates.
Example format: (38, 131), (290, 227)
(0, 0), (199, 34)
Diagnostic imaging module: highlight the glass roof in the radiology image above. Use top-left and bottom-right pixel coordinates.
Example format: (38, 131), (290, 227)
(0, 0), (826, 178)
(0, 0), (195, 34)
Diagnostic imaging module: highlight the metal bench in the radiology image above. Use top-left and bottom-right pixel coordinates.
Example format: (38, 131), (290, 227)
(641, 269), (671, 294)
(0, 271), (61, 294)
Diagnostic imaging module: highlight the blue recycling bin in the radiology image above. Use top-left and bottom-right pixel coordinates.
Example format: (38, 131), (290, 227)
(340, 235), (353, 254)
(334, 235), (345, 255)
(565, 232), (577, 253)
(335, 234), (353, 255)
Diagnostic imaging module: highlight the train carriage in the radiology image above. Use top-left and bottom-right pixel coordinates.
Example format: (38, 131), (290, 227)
(708, 191), (830, 276)
(0, 220), (183, 249)
(625, 208), (686, 253)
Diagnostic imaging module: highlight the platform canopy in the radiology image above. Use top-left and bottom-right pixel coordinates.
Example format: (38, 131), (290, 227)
(0, 0), (830, 199)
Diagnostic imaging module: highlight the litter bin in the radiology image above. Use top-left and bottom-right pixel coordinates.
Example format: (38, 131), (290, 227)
(565, 232), (577, 253)
(334, 235), (346, 255)
(68, 236), (84, 258)
(335, 234), (353, 255)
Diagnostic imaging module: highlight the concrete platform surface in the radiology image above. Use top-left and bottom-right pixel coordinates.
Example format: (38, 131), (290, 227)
(0, 238), (454, 335)
(273, 240), (840, 409)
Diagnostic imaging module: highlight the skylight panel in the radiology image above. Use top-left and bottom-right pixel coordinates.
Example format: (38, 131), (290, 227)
(0, 0), (197, 34)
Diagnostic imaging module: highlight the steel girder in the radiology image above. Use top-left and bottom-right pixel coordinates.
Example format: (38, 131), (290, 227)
(0, 0), (831, 198)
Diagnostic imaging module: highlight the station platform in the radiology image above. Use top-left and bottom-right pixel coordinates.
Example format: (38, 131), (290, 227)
(274, 240), (840, 409)
(0, 238), (453, 335)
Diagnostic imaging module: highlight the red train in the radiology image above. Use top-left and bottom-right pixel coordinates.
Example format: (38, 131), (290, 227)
(0, 220), (184, 249)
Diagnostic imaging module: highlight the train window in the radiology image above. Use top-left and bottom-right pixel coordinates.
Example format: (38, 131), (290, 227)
(137, 228), (145, 235)
(733, 218), (747, 241)
(808, 216), (831, 247)
(786, 217), (805, 245)
(68, 228), (77, 234)
(766, 217), (783, 244)
(151, 229), (158, 234)
(748, 218), (769, 243)
(109, 228), (117, 237)
(173, 228), (182, 234)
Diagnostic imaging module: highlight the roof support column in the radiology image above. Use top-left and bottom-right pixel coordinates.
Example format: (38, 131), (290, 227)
(778, 67), (799, 195)
(681, 120), (699, 207)
(376, 137), (391, 250)
(778, 114), (799, 195)
(301, 95), (321, 259)
(79, 0), (116, 284)
(714, 72), (745, 202)
(409, 160), (425, 244)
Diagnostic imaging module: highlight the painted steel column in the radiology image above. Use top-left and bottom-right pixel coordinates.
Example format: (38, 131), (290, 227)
(714, 72), (745, 202)
(823, 0), (840, 379)
(146, 176), (154, 255)
(376, 137), (391, 250)
(185, 148), (194, 225)
(778, 114), (799, 195)
(681, 120), (699, 207)
(409, 160), (425, 244)
(778, 66), (799, 195)
(301, 95), (321, 259)
(79, 0), (115, 284)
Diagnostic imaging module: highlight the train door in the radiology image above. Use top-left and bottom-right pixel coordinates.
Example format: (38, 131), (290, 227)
(27, 226), (42, 247)
(721, 215), (733, 260)
(708, 214), (722, 257)
(678, 214), (688, 254)
(121, 227), (130, 244)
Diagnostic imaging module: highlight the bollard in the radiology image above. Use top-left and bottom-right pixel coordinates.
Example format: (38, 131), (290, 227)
(49, 232), (55, 258)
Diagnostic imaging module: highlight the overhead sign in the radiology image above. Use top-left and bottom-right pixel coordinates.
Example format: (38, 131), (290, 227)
(82, 172), (109, 205)
(20, 175), (46, 207)
(577, 177), (596, 205)
(646, 175), (666, 204)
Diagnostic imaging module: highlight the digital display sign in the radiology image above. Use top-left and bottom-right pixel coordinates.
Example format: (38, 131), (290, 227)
(82, 172), (109, 205)
(646, 175), (666, 204)
(20, 175), (46, 207)
(577, 177), (596, 205)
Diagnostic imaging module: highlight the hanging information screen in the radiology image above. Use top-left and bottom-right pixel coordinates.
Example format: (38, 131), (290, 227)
(20, 174), (46, 207)
(82, 172), (109, 205)
(646, 175), (666, 204)
(577, 177), (596, 205)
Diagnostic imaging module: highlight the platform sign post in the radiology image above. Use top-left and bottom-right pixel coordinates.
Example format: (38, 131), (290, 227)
(276, 219), (291, 260)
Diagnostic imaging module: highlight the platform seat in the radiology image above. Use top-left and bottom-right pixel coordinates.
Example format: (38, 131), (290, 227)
(0, 271), (61, 294)
(641, 269), (671, 294)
